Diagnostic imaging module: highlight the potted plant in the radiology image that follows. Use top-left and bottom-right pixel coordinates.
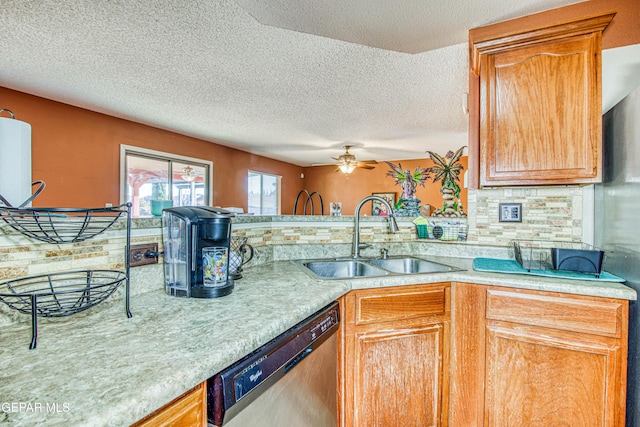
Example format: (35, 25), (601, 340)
(426, 146), (467, 217)
(384, 162), (430, 216)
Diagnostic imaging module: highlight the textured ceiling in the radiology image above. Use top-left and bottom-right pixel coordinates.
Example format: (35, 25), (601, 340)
(2, 0), (634, 167)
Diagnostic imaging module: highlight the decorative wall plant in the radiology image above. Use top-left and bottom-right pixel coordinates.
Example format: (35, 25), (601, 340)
(426, 146), (467, 217)
(384, 161), (430, 216)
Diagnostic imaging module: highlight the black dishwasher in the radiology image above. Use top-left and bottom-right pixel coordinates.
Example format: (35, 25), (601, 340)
(208, 301), (340, 427)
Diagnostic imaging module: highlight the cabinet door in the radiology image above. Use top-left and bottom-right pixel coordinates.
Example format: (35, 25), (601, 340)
(481, 35), (600, 185)
(353, 325), (446, 427)
(485, 324), (623, 427)
(340, 284), (450, 427)
(470, 13), (614, 187)
(451, 283), (628, 427)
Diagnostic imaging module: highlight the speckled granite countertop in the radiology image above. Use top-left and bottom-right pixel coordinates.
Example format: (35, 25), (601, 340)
(0, 256), (635, 426)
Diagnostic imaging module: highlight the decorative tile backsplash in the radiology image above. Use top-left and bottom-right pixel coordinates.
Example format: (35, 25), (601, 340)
(0, 185), (585, 284)
(466, 186), (584, 245)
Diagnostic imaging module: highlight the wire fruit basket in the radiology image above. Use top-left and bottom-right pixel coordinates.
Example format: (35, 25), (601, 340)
(0, 204), (132, 349)
(0, 270), (126, 317)
(0, 205), (127, 244)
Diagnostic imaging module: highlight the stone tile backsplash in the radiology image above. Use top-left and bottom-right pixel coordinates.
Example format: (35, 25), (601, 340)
(466, 186), (584, 245)
(0, 185), (584, 284)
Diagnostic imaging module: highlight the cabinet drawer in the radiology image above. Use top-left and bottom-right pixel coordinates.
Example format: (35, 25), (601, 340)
(486, 289), (623, 337)
(354, 284), (448, 326)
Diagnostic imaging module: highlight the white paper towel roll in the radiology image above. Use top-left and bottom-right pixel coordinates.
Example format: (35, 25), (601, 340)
(0, 116), (32, 207)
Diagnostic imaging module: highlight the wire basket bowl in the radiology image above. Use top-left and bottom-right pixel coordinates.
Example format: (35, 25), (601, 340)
(0, 270), (126, 317)
(0, 204), (129, 244)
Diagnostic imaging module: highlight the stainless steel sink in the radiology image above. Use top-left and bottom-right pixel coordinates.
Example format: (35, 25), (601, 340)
(302, 260), (389, 279)
(293, 256), (459, 280)
(367, 257), (456, 274)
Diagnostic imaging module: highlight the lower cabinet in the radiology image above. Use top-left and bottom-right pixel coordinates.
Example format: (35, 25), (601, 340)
(338, 283), (451, 427)
(452, 283), (629, 427)
(130, 283), (629, 427)
(132, 382), (207, 427)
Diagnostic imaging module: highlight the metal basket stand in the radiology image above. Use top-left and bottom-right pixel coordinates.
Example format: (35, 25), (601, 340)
(0, 203), (132, 349)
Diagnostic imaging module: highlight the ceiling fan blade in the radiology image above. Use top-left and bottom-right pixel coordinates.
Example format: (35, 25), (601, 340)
(357, 164), (376, 170)
(359, 160), (378, 164)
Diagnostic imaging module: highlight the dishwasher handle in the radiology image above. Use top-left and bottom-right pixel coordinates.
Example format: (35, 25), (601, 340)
(284, 347), (313, 373)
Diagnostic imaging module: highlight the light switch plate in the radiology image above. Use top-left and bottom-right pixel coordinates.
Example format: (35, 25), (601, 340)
(499, 203), (522, 222)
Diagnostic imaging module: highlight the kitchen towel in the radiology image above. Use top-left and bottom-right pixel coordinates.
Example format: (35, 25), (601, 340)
(472, 257), (625, 282)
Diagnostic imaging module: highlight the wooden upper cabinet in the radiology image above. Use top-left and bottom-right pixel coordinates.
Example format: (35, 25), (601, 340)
(469, 13), (615, 187)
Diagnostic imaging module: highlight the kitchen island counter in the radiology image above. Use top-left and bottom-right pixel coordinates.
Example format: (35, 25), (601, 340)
(0, 256), (635, 426)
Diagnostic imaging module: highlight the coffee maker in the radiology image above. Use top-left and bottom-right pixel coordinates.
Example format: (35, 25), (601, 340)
(162, 206), (235, 298)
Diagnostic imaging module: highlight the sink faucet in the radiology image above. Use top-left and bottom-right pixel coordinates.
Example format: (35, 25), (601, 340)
(353, 196), (399, 258)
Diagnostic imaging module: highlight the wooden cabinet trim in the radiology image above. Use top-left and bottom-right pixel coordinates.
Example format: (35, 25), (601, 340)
(450, 282), (487, 426)
(470, 12), (615, 73)
(486, 288), (623, 337)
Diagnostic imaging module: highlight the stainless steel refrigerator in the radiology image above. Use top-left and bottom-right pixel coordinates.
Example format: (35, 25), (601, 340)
(596, 84), (640, 426)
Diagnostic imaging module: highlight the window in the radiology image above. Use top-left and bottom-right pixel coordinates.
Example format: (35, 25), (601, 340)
(248, 171), (281, 215)
(121, 145), (212, 217)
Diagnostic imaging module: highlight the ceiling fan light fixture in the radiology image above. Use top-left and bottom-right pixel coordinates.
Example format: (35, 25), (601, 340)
(338, 162), (356, 174)
(181, 166), (197, 182)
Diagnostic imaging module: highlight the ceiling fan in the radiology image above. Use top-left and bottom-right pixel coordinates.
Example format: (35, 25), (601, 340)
(332, 145), (377, 174)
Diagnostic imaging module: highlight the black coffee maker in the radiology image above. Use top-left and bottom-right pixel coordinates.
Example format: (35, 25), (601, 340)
(162, 206), (235, 298)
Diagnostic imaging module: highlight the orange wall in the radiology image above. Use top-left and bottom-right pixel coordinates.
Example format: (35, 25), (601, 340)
(302, 157), (469, 216)
(3, 1), (636, 213)
(0, 87), (304, 212)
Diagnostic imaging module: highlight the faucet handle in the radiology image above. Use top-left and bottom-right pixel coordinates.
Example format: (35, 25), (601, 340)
(381, 248), (389, 259)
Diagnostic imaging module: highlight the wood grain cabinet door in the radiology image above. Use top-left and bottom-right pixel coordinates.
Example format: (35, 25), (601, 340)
(470, 13), (614, 187)
(481, 36), (600, 185)
(484, 324), (623, 427)
(339, 284), (451, 427)
(353, 325), (446, 427)
(482, 288), (628, 427)
(451, 283), (628, 427)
